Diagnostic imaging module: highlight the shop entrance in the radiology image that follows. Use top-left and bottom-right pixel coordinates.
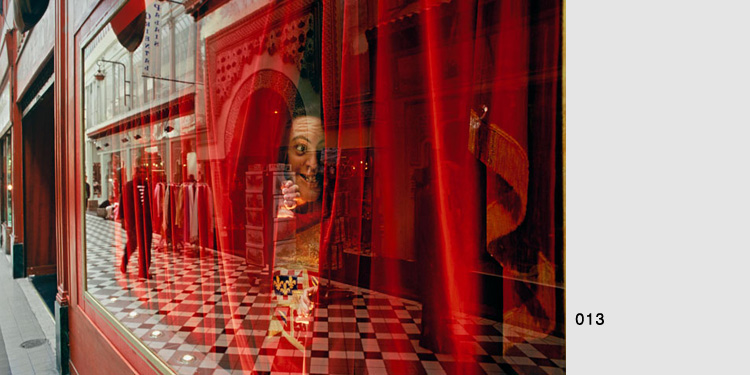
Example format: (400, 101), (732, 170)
(21, 85), (57, 312)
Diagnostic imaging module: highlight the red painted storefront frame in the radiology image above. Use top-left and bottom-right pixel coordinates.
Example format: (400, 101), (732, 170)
(62, 0), (175, 373)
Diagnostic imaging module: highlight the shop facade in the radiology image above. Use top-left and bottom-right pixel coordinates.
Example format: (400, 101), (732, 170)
(54, 0), (564, 374)
(0, 60), (11, 256)
(0, 3), (15, 264)
(0, 0), (60, 285)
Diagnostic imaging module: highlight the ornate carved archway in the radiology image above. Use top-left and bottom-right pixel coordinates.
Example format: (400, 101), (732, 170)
(224, 69), (305, 155)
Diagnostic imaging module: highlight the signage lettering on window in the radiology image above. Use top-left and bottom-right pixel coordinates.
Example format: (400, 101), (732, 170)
(143, 3), (161, 74)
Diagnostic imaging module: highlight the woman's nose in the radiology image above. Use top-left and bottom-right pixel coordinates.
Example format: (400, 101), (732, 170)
(304, 150), (319, 170)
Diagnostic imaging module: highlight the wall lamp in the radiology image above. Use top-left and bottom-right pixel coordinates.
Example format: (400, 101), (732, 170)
(94, 64), (105, 81)
(99, 59), (132, 106)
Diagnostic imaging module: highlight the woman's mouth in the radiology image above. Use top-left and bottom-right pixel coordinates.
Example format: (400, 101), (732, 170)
(298, 173), (319, 186)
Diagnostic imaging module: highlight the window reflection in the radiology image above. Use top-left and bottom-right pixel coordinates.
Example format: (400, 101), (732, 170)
(82, 0), (565, 374)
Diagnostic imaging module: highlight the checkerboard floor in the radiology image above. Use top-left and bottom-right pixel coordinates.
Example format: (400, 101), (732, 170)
(85, 214), (565, 374)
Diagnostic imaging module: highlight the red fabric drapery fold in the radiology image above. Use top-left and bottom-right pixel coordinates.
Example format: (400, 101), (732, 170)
(322, 0), (562, 353)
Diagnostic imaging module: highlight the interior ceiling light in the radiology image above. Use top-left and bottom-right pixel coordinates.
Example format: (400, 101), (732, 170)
(134, 134), (142, 140)
(122, 137), (129, 143)
(164, 125), (174, 133)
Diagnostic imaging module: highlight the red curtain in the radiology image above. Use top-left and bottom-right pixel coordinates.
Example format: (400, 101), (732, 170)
(323, 0), (562, 359)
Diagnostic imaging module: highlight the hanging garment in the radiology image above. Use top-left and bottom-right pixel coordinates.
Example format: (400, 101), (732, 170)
(161, 184), (170, 237)
(182, 183), (198, 242)
(153, 182), (166, 235)
(196, 184), (215, 249)
(168, 184), (183, 244)
(175, 185), (184, 228)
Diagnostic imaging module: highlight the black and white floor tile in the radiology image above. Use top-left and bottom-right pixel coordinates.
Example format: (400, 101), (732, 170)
(85, 214), (565, 374)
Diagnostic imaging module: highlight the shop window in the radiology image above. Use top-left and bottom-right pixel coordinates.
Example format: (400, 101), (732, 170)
(82, 1), (564, 374)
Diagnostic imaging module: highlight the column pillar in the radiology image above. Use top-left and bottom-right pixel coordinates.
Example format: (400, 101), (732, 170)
(54, 0), (71, 373)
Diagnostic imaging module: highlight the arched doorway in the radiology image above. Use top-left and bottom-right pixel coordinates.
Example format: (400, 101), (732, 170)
(224, 88), (293, 257)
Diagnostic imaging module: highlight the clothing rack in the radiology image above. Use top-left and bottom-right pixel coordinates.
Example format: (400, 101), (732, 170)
(153, 181), (214, 252)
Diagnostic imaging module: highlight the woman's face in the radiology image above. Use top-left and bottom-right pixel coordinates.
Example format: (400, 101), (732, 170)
(288, 116), (324, 203)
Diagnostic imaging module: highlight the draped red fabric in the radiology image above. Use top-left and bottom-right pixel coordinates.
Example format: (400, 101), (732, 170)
(323, 0), (562, 359)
